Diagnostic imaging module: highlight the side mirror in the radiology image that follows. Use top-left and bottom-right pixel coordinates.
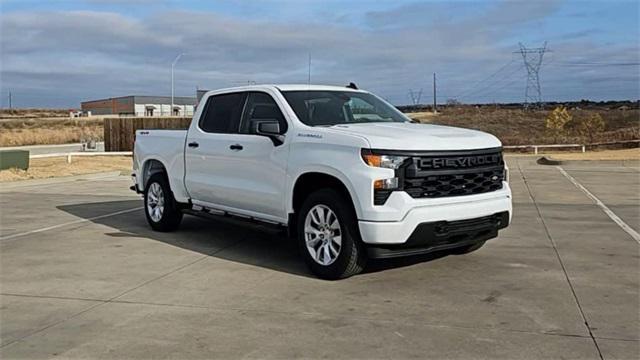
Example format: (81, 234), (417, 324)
(253, 120), (285, 145)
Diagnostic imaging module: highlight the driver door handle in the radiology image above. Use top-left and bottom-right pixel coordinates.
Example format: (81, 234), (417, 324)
(188, 142), (199, 148)
(229, 144), (243, 151)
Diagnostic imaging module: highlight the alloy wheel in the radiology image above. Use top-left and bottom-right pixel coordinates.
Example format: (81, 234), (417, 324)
(304, 204), (342, 265)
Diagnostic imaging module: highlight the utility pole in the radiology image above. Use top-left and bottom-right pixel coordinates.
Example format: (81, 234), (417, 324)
(171, 53), (185, 116)
(433, 73), (437, 113)
(8, 91), (12, 109)
(515, 42), (549, 109)
(308, 53), (311, 85)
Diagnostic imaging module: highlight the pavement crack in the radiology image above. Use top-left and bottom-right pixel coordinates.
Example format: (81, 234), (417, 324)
(517, 161), (605, 360)
(0, 293), (106, 303)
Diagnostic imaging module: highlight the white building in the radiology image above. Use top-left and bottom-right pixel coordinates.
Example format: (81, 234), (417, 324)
(81, 95), (196, 117)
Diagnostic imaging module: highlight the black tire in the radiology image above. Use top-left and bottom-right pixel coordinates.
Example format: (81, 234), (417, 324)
(297, 188), (366, 280)
(144, 173), (183, 232)
(450, 241), (485, 255)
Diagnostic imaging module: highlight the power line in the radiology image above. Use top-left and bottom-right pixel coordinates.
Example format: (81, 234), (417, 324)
(458, 64), (524, 100)
(452, 59), (516, 99)
(473, 74), (526, 101)
(550, 61), (640, 67)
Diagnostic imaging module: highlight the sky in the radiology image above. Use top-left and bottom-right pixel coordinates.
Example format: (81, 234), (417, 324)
(1, 0), (639, 108)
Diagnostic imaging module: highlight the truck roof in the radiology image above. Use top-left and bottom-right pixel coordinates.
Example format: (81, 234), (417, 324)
(205, 84), (368, 95)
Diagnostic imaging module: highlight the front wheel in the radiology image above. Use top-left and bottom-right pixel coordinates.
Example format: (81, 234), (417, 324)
(144, 173), (183, 232)
(297, 189), (366, 280)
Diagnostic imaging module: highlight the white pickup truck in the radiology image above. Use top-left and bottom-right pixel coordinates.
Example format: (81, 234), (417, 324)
(132, 84), (512, 279)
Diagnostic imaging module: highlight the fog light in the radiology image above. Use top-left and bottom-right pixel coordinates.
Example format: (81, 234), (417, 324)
(374, 177), (399, 190)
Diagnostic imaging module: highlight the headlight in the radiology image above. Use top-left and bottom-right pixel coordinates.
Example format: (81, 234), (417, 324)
(361, 150), (408, 169)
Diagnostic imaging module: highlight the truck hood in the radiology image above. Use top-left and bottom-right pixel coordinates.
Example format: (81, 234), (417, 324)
(327, 122), (501, 151)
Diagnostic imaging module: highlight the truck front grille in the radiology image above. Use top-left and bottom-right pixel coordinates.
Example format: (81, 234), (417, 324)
(402, 148), (504, 199)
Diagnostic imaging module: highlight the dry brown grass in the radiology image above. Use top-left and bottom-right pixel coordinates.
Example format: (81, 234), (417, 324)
(548, 148), (640, 161)
(1, 107), (636, 147)
(407, 106), (639, 145)
(0, 118), (103, 146)
(0, 109), (71, 119)
(0, 156), (132, 182)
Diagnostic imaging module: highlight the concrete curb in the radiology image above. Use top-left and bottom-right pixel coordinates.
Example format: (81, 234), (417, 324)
(0, 171), (124, 190)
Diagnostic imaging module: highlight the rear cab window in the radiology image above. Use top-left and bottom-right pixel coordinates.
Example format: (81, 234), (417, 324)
(199, 92), (246, 133)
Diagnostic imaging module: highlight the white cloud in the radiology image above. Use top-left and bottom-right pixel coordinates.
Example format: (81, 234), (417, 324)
(0, 1), (638, 107)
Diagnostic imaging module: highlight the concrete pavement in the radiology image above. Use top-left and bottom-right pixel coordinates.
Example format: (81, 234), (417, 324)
(0, 157), (638, 359)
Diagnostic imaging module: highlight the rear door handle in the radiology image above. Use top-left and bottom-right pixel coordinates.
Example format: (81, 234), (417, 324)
(188, 142), (199, 148)
(229, 144), (243, 151)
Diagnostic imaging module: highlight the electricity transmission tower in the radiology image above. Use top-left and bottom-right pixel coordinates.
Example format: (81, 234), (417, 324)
(516, 42), (549, 108)
(408, 89), (423, 105)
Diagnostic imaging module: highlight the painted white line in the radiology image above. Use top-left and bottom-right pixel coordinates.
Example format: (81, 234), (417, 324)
(557, 166), (640, 244)
(0, 207), (143, 242)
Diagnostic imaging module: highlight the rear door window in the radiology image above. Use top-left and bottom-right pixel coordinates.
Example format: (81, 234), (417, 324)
(199, 92), (246, 133)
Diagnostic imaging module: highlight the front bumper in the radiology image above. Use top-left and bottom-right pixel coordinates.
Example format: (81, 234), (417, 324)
(358, 187), (512, 246)
(366, 211), (509, 259)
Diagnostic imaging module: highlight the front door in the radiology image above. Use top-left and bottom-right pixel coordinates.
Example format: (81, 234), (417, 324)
(184, 91), (290, 222)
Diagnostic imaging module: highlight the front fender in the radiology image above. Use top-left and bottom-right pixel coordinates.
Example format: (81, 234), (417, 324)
(287, 165), (364, 218)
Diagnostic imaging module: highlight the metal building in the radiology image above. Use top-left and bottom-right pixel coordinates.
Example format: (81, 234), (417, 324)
(81, 95), (196, 117)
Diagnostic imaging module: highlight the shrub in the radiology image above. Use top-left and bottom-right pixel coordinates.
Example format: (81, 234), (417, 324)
(577, 113), (605, 143)
(545, 106), (572, 142)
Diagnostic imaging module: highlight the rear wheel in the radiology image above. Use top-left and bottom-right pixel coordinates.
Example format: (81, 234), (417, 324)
(297, 189), (366, 280)
(144, 173), (183, 232)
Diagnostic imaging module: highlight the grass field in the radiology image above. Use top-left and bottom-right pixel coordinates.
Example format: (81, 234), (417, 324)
(0, 156), (132, 182)
(0, 108), (72, 119)
(408, 106), (639, 145)
(0, 106), (637, 147)
(0, 118), (103, 146)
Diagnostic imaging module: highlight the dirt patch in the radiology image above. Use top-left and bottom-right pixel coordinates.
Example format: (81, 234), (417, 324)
(0, 156), (132, 182)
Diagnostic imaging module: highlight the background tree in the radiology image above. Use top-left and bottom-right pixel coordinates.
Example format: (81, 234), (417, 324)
(577, 112), (605, 143)
(545, 106), (572, 143)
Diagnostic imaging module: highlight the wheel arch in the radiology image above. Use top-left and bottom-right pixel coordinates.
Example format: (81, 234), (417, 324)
(289, 170), (361, 232)
(141, 158), (168, 190)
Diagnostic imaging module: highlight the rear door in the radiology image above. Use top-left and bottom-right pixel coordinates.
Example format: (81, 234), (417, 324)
(184, 91), (290, 222)
(184, 91), (247, 207)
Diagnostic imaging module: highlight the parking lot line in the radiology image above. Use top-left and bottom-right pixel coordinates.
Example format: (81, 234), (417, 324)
(0, 207), (143, 242)
(557, 166), (640, 244)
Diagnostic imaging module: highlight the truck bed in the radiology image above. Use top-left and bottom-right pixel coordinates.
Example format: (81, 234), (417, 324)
(134, 129), (188, 200)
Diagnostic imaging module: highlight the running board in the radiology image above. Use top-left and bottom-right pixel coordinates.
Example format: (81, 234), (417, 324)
(183, 206), (287, 231)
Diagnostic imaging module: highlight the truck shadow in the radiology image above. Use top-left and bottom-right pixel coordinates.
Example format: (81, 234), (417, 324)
(57, 200), (450, 279)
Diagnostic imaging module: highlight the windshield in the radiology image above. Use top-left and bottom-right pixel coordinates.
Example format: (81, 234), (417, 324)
(281, 90), (410, 126)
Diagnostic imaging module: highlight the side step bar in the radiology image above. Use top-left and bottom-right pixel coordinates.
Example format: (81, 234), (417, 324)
(183, 206), (287, 232)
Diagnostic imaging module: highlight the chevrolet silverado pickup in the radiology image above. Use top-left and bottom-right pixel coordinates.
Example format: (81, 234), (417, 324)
(132, 84), (512, 279)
